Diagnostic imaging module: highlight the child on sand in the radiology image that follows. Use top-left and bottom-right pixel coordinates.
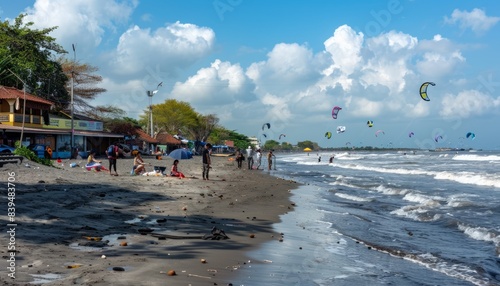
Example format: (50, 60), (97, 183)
(170, 159), (186, 178)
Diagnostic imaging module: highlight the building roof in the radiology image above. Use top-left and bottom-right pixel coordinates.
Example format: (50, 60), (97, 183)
(156, 132), (181, 145)
(0, 86), (54, 106)
(136, 128), (158, 144)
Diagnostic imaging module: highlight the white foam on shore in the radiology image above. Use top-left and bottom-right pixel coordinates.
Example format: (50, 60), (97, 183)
(390, 205), (441, 222)
(29, 273), (63, 284)
(335, 192), (373, 202)
(458, 223), (500, 246)
(453, 154), (500, 161)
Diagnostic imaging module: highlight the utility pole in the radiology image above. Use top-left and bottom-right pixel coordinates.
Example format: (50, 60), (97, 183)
(70, 44), (76, 158)
(8, 69), (28, 146)
(146, 81), (162, 154)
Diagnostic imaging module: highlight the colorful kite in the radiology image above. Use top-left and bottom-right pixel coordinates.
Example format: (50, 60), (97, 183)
(332, 106), (342, 119)
(419, 82), (435, 101)
(336, 126), (346, 133)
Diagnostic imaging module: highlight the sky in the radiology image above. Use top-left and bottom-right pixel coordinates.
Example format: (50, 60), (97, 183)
(1, 0), (500, 150)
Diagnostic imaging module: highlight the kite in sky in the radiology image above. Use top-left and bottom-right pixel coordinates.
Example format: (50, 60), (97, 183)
(466, 132), (475, 140)
(325, 131), (332, 139)
(279, 134), (286, 140)
(336, 126), (346, 133)
(367, 120), (373, 127)
(409, 131), (414, 138)
(419, 82), (435, 101)
(262, 123), (270, 130)
(375, 130), (385, 137)
(434, 135), (443, 142)
(332, 106), (342, 119)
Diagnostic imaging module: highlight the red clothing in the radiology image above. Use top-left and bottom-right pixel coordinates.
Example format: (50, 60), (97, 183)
(171, 164), (185, 178)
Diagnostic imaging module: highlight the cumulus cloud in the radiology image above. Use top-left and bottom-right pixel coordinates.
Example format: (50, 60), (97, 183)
(170, 59), (251, 105)
(440, 90), (500, 118)
(246, 43), (322, 96)
(416, 35), (465, 80)
(444, 8), (500, 34)
(112, 22), (215, 77)
(361, 31), (418, 95)
(323, 25), (364, 76)
(23, 0), (135, 51)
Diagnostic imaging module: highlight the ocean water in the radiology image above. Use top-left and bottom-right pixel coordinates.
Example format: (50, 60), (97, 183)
(235, 150), (500, 286)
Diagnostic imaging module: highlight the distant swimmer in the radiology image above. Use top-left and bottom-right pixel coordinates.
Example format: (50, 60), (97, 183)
(318, 156), (321, 163)
(329, 155), (334, 163)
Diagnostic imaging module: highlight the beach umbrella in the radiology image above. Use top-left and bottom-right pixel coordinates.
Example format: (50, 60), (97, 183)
(303, 147), (312, 152)
(168, 149), (193, 160)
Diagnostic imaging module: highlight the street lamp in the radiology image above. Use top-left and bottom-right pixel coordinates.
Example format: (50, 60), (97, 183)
(70, 44), (76, 158)
(146, 81), (162, 138)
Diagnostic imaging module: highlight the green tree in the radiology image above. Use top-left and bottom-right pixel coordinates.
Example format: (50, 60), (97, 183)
(188, 114), (219, 142)
(263, 139), (280, 151)
(139, 99), (199, 136)
(281, 142), (293, 150)
(297, 140), (316, 150)
(208, 127), (250, 150)
(0, 14), (68, 106)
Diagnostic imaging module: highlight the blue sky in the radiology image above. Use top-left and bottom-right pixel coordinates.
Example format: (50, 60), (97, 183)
(1, 0), (500, 150)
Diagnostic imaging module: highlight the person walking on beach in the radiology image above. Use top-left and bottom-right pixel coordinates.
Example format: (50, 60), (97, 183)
(255, 149), (262, 170)
(202, 143), (212, 180)
(106, 142), (119, 176)
(267, 150), (275, 170)
(235, 148), (244, 169)
(246, 146), (254, 170)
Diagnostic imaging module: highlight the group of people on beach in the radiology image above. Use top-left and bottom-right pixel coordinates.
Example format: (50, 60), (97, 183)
(84, 141), (213, 179)
(85, 142), (286, 180)
(234, 146), (275, 170)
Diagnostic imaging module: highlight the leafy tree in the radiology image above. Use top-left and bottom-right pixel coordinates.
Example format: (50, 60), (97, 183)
(263, 139), (280, 151)
(297, 140), (317, 150)
(139, 99), (199, 135)
(188, 114), (219, 142)
(208, 127), (250, 150)
(0, 14), (68, 105)
(281, 142), (293, 150)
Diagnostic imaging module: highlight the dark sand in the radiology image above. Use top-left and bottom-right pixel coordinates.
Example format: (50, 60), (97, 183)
(0, 155), (299, 285)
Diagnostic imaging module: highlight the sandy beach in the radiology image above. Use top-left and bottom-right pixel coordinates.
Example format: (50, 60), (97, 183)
(0, 154), (299, 285)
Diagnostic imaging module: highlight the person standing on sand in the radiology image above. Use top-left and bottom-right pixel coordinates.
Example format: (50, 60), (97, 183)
(246, 146), (254, 170)
(235, 148), (244, 169)
(202, 143), (212, 180)
(255, 149), (262, 169)
(106, 142), (119, 176)
(267, 150), (275, 170)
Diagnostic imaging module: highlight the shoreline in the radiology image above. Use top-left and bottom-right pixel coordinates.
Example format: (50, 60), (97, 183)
(0, 155), (299, 285)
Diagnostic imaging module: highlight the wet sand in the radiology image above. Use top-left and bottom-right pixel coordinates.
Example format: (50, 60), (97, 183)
(0, 154), (299, 285)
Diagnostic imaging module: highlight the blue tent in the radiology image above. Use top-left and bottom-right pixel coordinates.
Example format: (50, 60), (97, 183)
(168, 148), (193, 160)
